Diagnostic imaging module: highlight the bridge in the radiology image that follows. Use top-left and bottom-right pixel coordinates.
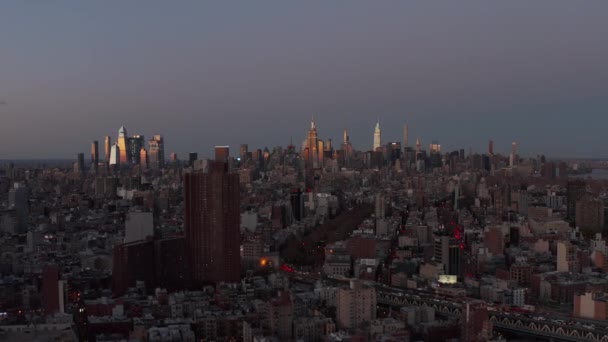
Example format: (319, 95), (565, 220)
(284, 273), (608, 342)
(377, 291), (608, 342)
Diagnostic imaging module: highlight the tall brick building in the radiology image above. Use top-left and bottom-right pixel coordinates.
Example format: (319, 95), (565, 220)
(184, 161), (241, 284)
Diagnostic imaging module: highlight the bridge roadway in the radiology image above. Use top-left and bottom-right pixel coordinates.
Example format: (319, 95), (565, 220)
(286, 272), (608, 342)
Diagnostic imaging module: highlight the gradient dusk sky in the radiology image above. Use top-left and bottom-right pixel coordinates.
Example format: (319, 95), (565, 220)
(1, 1), (607, 159)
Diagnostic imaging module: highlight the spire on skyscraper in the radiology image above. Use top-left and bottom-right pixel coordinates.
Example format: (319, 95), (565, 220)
(343, 128), (348, 144)
(311, 115), (316, 130)
(403, 123), (408, 148)
(373, 118), (382, 150)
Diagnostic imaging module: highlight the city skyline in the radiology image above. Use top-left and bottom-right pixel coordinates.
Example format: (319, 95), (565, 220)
(0, 120), (587, 161)
(1, 2), (607, 159)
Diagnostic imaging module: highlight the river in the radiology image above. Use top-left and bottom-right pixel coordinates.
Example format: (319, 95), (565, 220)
(572, 169), (608, 180)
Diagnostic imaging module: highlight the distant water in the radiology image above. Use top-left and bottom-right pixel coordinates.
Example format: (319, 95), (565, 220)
(572, 169), (608, 180)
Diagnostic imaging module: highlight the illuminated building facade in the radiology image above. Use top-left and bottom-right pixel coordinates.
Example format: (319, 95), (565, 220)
(109, 143), (120, 167)
(117, 126), (130, 165)
(215, 146), (229, 162)
(429, 141), (441, 153)
(184, 161), (240, 283)
(104, 136), (111, 161)
(373, 119), (381, 151)
(91, 140), (99, 172)
(303, 118), (323, 168)
(139, 148), (148, 170)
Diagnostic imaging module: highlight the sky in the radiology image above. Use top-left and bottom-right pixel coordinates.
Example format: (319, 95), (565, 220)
(1, 1), (607, 159)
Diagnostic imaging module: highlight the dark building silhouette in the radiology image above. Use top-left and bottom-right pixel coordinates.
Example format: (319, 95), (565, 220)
(112, 236), (190, 296)
(76, 153), (85, 174)
(509, 226), (520, 247)
(542, 162), (556, 180)
(290, 188), (304, 222)
(155, 237), (190, 291)
(188, 152), (198, 167)
(42, 264), (60, 314)
(127, 135), (145, 165)
(567, 179), (587, 219)
(112, 240), (155, 295)
(184, 161), (240, 284)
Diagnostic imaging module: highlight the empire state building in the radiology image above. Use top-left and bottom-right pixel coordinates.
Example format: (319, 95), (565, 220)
(303, 118), (324, 168)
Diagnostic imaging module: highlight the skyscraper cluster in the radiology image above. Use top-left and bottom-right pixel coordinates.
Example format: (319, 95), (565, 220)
(88, 126), (165, 172)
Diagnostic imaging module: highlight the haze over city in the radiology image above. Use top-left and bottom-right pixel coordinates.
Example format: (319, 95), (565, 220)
(1, 1), (608, 159)
(5, 2), (608, 342)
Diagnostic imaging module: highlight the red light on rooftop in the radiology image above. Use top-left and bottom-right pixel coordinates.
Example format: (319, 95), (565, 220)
(280, 264), (295, 273)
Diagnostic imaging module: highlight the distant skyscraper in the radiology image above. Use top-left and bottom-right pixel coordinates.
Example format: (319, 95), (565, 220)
(91, 141), (99, 172)
(325, 138), (332, 151)
(341, 128), (353, 167)
(403, 123), (408, 148)
(429, 141), (441, 153)
(239, 144), (248, 161)
(373, 119), (381, 151)
(170, 152), (178, 161)
(109, 143), (120, 166)
(304, 118), (321, 168)
(117, 126), (130, 165)
(488, 140), (494, 155)
(9, 183), (29, 233)
(290, 188), (304, 222)
(509, 141), (517, 167)
(215, 146), (230, 162)
(184, 161), (240, 283)
(416, 137), (421, 153)
(139, 148), (148, 170)
(148, 135), (165, 169)
(188, 152), (198, 167)
(76, 153), (85, 174)
(104, 136), (111, 161)
(128, 135), (145, 165)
